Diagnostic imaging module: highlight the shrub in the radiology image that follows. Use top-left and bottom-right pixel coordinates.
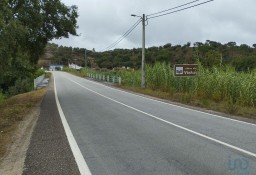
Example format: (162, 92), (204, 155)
(0, 91), (5, 105)
(8, 77), (33, 96)
(55, 67), (61, 71)
(34, 69), (45, 78)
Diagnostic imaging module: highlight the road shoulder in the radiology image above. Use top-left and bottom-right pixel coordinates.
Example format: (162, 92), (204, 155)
(22, 78), (80, 175)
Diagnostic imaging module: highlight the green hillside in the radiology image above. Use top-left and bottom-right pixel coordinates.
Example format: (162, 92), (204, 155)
(44, 41), (256, 72)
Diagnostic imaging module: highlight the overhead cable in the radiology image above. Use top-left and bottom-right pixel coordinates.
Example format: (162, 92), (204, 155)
(147, 0), (214, 19)
(103, 19), (141, 51)
(147, 0), (200, 17)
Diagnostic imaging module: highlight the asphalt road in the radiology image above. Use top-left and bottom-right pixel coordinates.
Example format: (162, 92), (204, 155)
(54, 71), (256, 175)
(23, 77), (80, 175)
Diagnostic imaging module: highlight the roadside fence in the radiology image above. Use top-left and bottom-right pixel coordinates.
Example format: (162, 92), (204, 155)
(87, 73), (121, 85)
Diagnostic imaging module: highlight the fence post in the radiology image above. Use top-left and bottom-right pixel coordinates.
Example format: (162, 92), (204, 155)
(107, 75), (109, 82)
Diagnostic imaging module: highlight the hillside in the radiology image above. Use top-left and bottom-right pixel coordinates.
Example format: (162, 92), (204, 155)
(41, 41), (256, 71)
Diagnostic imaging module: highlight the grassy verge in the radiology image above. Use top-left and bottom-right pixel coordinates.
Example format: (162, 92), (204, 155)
(45, 72), (52, 78)
(62, 67), (85, 77)
(0, 88), (47, 159)
(119, 85), (256, 120)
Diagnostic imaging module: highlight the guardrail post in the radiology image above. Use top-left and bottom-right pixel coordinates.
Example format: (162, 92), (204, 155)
(113, 76), (115, 83)
(34, 79), (36, 89)
(119, 77), (121, 85)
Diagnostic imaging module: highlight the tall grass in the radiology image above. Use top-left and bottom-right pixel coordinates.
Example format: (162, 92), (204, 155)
(79, 63), (255, 108)
(114, 62), (255, 108)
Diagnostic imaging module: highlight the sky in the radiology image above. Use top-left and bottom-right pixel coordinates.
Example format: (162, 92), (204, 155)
(52, 0), (256, 51)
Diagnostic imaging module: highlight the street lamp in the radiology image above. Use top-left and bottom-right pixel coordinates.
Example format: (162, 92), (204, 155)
(131, 14), (146, 88)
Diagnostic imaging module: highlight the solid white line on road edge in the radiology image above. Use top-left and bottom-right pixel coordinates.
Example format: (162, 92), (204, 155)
(77, 75), (256, 127)
(54, 75), (92, 175)
(67, 78), (256, 158)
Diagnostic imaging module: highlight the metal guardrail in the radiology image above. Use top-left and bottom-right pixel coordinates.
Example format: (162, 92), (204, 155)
(87, 73), (121, 85)
(34, 74), (45, 89)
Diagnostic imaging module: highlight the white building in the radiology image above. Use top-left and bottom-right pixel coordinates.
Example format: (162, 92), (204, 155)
(69, 63), (82, 70)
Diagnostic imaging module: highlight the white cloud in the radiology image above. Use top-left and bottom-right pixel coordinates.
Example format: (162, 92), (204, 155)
(52, 0), (256, 50)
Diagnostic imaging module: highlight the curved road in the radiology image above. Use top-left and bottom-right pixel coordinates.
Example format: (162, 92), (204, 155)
(54, 71), (256, 175)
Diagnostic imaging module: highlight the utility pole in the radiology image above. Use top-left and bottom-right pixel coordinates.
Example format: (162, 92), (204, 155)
(141, 14), (146, 88)
(131, 13), (146, 88)
(84, 48), (87, 67)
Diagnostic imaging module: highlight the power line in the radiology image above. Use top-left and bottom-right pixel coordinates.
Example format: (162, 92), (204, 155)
(147, 0), (214, 19)
(102, 19), (141, 51)
(103, 19), (141, 51)
(147, 0), (200, 17)
(102, 0), (214, 52)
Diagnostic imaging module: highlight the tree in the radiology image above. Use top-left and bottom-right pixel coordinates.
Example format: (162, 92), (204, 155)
(226, 42), (237, 48)
(0, 0), (78, 93)
(232, 55), (256, 71)
(183, 42), (191, 48)
(10, 0), (78, 63)
(201, 50), (221, 68)
(100, 61), (113, 69)
(253, 44), (256, 48)
(163, 43), (172, 49)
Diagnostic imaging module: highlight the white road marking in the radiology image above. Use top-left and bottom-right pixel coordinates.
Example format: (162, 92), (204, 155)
(67, 77), (256, 158)
(54, 75), (92, 175)
(80, 76), (256, 127)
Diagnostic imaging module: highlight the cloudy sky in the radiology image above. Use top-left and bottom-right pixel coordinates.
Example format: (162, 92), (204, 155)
(52, 0), (256, 51)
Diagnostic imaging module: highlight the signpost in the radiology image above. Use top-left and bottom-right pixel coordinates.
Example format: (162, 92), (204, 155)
(174, 64), (197, 77)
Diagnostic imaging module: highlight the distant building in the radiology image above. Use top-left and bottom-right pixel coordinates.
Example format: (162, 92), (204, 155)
(49, 64), (64, 71)
(69, 63), (82, 70)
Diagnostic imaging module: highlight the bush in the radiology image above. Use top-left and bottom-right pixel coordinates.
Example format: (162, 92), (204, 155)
(55, 67), (61, 71)
(45, 72), (52, 78)
(34, 69), (45, 78)
(0, 91), (5, 105)
(8, 77), (33, 96)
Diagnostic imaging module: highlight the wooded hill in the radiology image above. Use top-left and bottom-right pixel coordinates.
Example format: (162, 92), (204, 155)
(43, 41), (256, 72)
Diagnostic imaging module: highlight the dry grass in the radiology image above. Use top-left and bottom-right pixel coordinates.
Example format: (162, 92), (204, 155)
(0, 88), (47, 158)
(120, 85), (256, 120)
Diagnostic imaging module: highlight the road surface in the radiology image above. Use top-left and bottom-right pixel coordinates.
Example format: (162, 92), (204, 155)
(54, 71), (256, 175)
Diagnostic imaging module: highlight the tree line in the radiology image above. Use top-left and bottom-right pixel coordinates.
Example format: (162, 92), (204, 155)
(0, 0), (78, 95)
(46, 40), (256, 72)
